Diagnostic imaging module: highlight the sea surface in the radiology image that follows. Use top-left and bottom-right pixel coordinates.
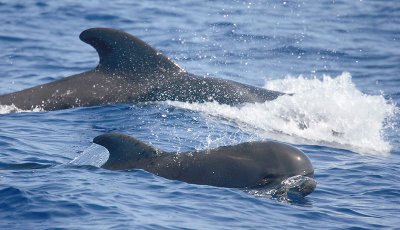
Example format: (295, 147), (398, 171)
(1, 0), (399, 229)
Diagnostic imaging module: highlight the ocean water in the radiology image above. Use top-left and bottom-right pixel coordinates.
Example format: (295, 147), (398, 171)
(0, 0), (399, 229)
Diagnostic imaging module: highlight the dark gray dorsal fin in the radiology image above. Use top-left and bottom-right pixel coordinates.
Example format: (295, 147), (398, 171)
(80, 28), (184, 75)
(93, 133), (158, 169)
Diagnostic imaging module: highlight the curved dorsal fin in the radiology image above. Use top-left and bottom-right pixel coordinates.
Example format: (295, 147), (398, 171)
(79, 28), (183, 75)
(93, 133), (158, 169)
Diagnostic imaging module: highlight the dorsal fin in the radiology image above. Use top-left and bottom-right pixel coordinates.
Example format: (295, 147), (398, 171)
(93, 133), (158, 169)
(79, 28), (184, 75)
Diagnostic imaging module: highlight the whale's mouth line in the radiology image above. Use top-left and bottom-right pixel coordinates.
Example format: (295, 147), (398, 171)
(244, 174), (317, 200)
(250, 170), (314, 189)
(304, 171), (314, 178)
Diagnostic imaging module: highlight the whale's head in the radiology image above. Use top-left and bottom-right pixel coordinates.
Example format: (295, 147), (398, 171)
(266, 141), (314, 177)
(250, 141), (316, 196)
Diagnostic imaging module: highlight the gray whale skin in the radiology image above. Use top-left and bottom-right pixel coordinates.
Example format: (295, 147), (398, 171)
(94, 133), (316, 197)
(0, 28), (284, 111)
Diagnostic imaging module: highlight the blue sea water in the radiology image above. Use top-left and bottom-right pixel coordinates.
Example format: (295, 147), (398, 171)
(1, 0), (399, 229)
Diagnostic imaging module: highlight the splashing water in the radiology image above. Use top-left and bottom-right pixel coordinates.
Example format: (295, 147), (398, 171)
(245, 175), (317, 202)
(1, 73), (395, 155)
(167, 73), (397, 156)
(0, 104), (43, 114)
(69, 144), (109, 167)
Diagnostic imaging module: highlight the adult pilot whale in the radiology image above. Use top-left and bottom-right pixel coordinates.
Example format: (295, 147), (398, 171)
(93, 133), (316, 197)
(0, 28), (284, 111)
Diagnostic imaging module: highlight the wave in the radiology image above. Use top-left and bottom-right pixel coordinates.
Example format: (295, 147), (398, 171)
(1, 72), (396, 155)
(166, 72), (397, 156)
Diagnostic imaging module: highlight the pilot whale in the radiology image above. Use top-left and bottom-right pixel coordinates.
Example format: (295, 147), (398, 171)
(0, 28), (284, 111)
(94, 133), (316, 196)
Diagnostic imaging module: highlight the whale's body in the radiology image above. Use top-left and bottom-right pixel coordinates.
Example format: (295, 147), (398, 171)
(0, 28), (283, 111)
(0, 29), (315, 196)
(94, 133), (316, 196)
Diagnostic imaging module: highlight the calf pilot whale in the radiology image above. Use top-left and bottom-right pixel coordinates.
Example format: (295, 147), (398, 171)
(0, 28), (284, 111)
(94, 133), (316, 196)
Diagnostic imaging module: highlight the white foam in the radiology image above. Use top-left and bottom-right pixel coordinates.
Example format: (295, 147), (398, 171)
(0, 104), (43, 114)
(166, 72), (397, 156)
